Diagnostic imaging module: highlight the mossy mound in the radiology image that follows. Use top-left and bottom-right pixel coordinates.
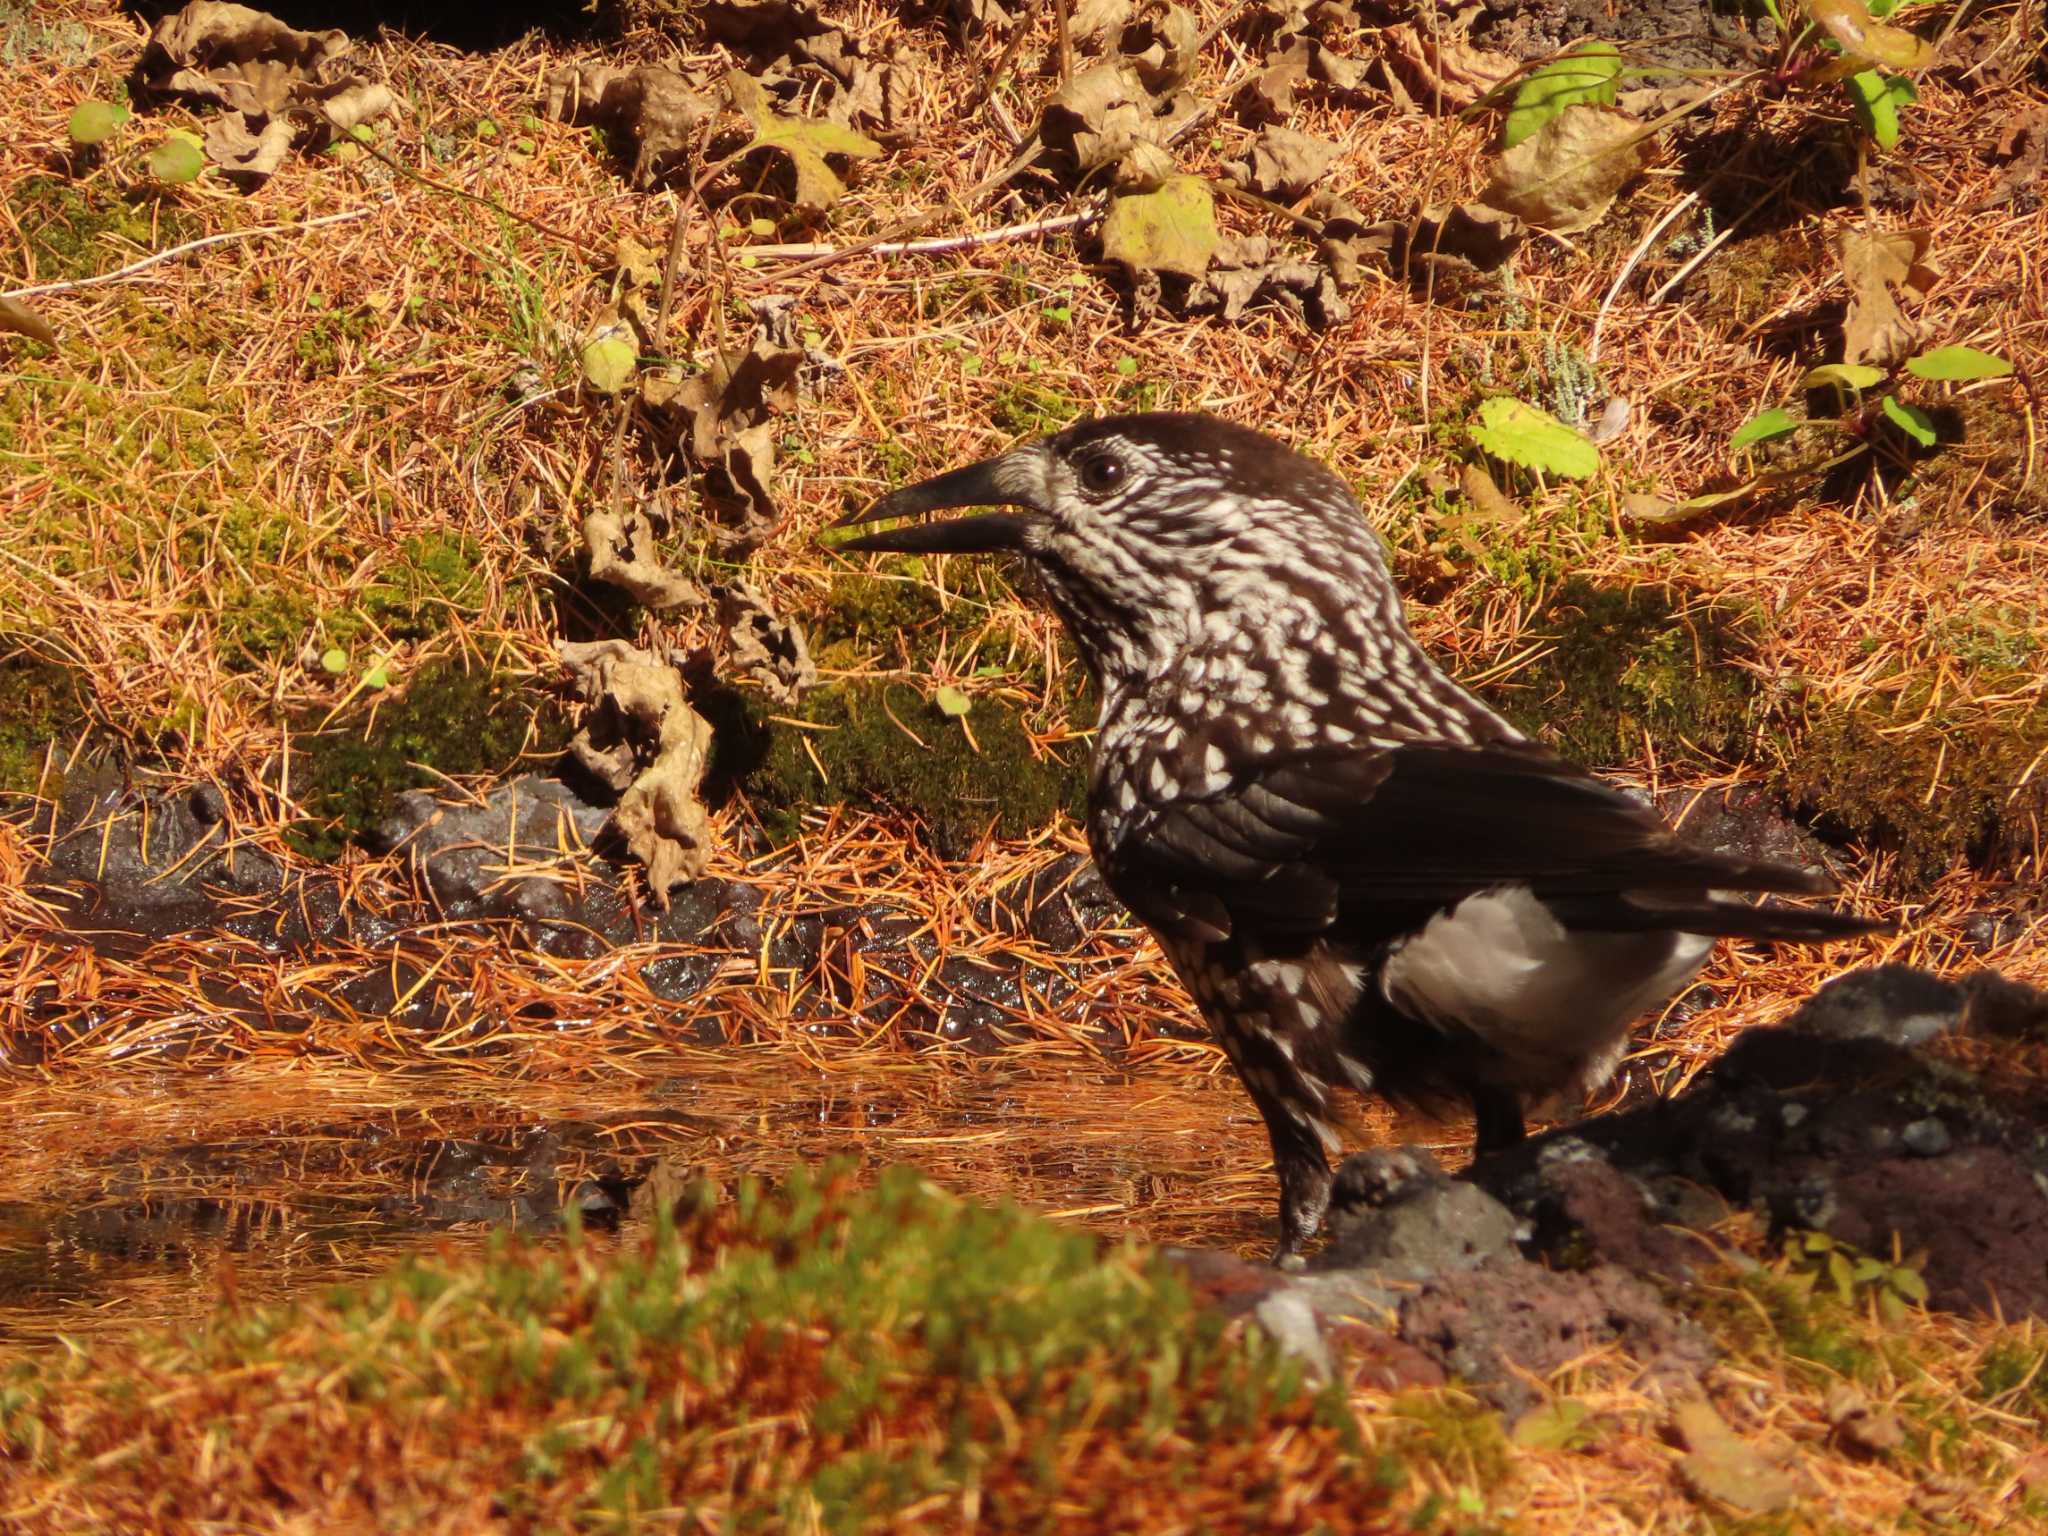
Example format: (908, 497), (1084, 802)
(287, 661), (569, 858)
(745, 680), (1088, 854)
(0, 1166), (1392, 1533)
(1780, 699), (2048, 887)
(1473, 577), (1761, 769)
(0, 651), (90, 796)
(7, 175), (200, 285)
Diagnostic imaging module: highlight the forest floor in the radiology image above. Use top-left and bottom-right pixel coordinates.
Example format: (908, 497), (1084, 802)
(1, 0), (2046, 1529)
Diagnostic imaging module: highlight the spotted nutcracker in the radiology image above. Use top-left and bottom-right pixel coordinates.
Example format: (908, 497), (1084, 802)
(837, 413), (1882, 1258)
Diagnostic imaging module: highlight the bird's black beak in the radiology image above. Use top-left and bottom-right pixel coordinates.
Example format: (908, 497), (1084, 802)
(831, 450), (1046, 555)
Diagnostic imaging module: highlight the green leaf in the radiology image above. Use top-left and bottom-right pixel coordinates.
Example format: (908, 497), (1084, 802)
(148, 134), (206, 184)
(1889, 1267), (1928, 1303)
(1904, 345), (2013, 381)
(67, 100), (130, 146)
(1730, 407), (1799, 452)
(319, 647), (348, 675)
(1804, 363), (1887, 394)
(1503, 44), (1622, 150)
(1115, 355), (1139, 377)
(362, 661), (391, 690)
(749, 217), (777, 237)
(1098, 176), (1220, 280)
(934, 685), (972, 717)
(1844, 70), (1916, 150)
(727, 71), (881, 214)
(1469, 397), (1600, 479)
(1881, 394), (1936, 445)
(580, 333), (638, 394)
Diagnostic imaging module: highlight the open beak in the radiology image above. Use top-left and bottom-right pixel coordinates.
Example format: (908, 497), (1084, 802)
(831, 449), (1047, 555)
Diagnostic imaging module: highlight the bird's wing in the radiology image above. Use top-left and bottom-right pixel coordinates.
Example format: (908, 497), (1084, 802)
(1109, 739), (1840, 945)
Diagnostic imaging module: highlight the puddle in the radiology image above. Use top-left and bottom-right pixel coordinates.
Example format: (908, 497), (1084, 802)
(0, 1054), (1417, 1344)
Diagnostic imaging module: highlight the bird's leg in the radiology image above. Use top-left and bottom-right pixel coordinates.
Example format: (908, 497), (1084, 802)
(1470, 1083), (1527, 1158)
(1254, 1102), (1332, 1264)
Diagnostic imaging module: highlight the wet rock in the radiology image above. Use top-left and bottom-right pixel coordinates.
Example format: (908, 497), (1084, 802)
(375, 775), (612, 911)
(42, 766), (284, 914)
(1315, 1147), (1519, 1277)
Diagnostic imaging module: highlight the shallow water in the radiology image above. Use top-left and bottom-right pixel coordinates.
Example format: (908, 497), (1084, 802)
(0, 1051), (1387, 1343)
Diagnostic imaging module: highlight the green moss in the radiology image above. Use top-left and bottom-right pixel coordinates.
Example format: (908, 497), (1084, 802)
(1473, 577), (1761, 768)
(6, 175), (197, 284)
(745, 680), (1087, 852)
(1778, 695), (2048, 887)
(286, 661), (567, 858)
(0, 1166), (1383, 1529)
(0, 651), (89, 795)
(358, 532), (486, 641)
(987, 380), (1079, 439)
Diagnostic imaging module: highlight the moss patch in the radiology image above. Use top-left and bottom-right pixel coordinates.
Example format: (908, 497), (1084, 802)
(287, 661), (568, 858)
(6, 175), (199, 285)
(0, 652), (90, 795)
(745, 681), (1087, 853)
(1473, 577), (1762, 769)
(1778, 697), (2048, 887)
(0, 1166), (1388, 1532)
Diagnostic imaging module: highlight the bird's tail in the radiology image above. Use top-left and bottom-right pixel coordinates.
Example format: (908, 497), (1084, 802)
(1631, 894), (1891, 943)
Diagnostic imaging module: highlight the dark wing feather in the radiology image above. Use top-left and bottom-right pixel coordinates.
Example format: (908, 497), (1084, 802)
(1111, 739), (1859, 944)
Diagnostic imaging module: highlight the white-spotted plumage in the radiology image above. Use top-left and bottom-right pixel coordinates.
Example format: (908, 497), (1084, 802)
(848, 411), (1882, 1259)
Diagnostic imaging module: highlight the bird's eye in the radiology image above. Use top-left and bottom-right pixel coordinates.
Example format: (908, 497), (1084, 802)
(1077, 453), (1127, 496)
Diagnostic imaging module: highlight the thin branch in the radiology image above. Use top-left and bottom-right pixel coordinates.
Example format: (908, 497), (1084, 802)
(741, 205), (1101, 267)
(1, 202), (388, 301)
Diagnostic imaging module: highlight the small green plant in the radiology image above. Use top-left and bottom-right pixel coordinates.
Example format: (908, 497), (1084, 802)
(1468, 396), (1600, 481)
(1779, 1230), (1931, 1324)
(66, 98), (128, 148)
(1728, 341), (2013, 466)
(1757, 0), (1939, 152)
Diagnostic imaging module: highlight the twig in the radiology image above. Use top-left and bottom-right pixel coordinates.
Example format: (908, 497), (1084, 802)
(742, 205), (1101, 265)
(1, 202), (388, 300)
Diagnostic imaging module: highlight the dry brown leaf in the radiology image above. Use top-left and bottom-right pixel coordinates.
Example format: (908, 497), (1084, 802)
(1185, 235), (1348, 328)
(1236, 39), (1310, 123)
(1317, 194), (1524, 285)
(1459, 461), (1520, 522)
(1842, 227), (1937, 366)
(583, 494), (706, 611)
(133, 1), (396, 182)
(718, 581), (816, 706)
(135, 2), (350, 116)
(1379, 22), (1516, 112)
(559, 639), (715, 901)
(543, 63), (715, 189)
(702, 0), (920, 142)
(1481, 104), (1648, 234)
(1119, 5), (1198, 93)
(1230, 127), (1340, 202)
(1038, 63), (1199, 183)
(1824, 1385), (1907, 1458)
(0, 297), (57, 348)
(203, 111), (294, 179)
(1673, 1400), (1802, 1514)
(641, 332), (802, 553)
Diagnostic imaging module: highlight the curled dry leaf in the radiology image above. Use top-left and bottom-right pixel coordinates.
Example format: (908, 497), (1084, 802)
(641, 331), (803, 553)
(1481, 103), (1648, 234)
(1038, 63), (1202, 184)
(1229, 126), (1340, 202)
(1234, 35), (1368, 123)
(583, 491), (706, 611)
(1185, 235), (1348, 328)
(1118, 5), (1199, 93)
(133, 0), (397, 183)
(1841, 227), (1936, 367)
(544, 63), (715, 188)
(702, 0), (920, 139)
(717, 580), (816, 706)
(559, 639), (715, 901)
(1378, 22), (1516, 113)
(1316, 194), (1524, 285)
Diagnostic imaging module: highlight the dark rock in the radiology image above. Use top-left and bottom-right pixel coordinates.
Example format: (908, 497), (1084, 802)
(1396, 1257), (1710, 1413)
(1317, 1147), (1518, 1277)
(1467, 0), (1770, 72)
(1655, 784), (1836, 882)
(1785, 964), (1966, 1047)
(374, 775), (612, 911)
(1961, 970), (2048, 1038)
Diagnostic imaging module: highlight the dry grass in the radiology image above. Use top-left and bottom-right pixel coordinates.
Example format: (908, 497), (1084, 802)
(2, 0), (2047, 1527)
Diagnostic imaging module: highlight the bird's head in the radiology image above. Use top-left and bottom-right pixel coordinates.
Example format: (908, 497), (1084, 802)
(834, 413), (1399, 682)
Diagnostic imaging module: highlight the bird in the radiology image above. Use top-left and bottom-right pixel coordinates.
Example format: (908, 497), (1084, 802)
(835, 412), (1884, 1259)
